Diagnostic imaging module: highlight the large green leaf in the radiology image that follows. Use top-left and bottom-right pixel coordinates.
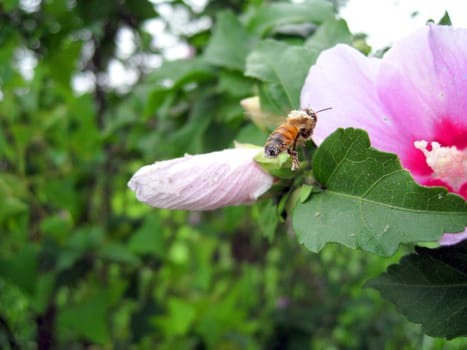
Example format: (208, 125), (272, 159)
(2, 0), (19, 11)
(246, 0), (334, 36)
(164, 95), (216, 155)
(0, 174), (28, 221)
(217, 71), (254, 97)
(293, 128), (467, 256)
(245, 39), (317, 111)
(367, 242), (467, 339)
(56, 291), (110, 344)
(128, 215), (167, 257)
(153, 297), (197, 337)
(146, 57), (215, 89)
(204, 11), (256, 71)
(305, 18), (352, 51)
(46, 38), (82, 89)
(0, 244), (38, 295)
(143, 57), (215, 119)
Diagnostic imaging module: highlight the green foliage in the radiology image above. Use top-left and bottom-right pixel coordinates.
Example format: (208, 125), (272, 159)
(438, 11), (453, 25)
(294, 128), (467, 256)
(245, 0), (333, 36)
(305, 17), (352, 51)
(246, 40), (318, 112)
(367, 241), (467, 339)
(204, 11), (257, 70)
(0, 0), (465, 349)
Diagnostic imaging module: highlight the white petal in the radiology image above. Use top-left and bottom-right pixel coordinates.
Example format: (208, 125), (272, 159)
(128, 148), (273, 210)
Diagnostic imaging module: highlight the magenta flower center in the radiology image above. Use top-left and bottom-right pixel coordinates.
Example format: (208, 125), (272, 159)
(414, 141), (467, 191)
(412, 119), (467, 192)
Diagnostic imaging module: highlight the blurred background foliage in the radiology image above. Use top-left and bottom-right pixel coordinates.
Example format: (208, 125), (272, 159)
(0, 0), (465, 349)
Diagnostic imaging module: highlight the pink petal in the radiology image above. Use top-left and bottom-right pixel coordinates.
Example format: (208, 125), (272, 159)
(300, 44), (404, 151)
(439, 228), (467, 246)
(128, 148), (273, 210)
(429, 26), (467, 131)
(376, 25), (467, 150)
(376, 26), (440, 140)
(374, 25), (467, 182)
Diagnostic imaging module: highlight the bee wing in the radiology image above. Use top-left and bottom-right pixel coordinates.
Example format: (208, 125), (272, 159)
(241, 96), (286, 131)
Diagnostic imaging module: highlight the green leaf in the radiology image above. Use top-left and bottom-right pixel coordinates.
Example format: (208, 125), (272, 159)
(305, 18), (352, 51)
(57, 291), (110, 344)
(256, 200), (279, 241)
(204, 11), (256, 71)
(99, 243), (140, 266)
(0, 244), (38, 295)
(151, 57), (214, 87)
(299, 184), (314, 203)
(41, 178), (79, 218)
(258, 82), (295, 115)
(245, 40), (318, 111)
(255, 150), (296, 179)
(165, 95), (216, 155)
(153, 298), (197, 337)
(235, 123), (268, 146)
(143, 57), (215, 119)
(293, 128), (467, 256)
(438, 11), (452, 25)
(246, 0), (334, 36)
(0, 195), (28, 222)
(32, 272), (55, 314)
(128, 215), (167, 257)
(56, 227), (104, 272)
(68, 94), (101, 159)
(125, 0), (158, 21)
(2, 0), (19, 12)
(40, 212), (73, 242)
(367, 242), (467, 339)
(46, 39), (82, 89)
(217, 71), (254, 97)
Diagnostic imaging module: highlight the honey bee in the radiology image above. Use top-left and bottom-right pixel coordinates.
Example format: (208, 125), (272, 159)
(264, 107), (331, 170)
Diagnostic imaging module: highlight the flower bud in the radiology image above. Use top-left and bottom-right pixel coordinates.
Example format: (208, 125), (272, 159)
(128, 148), (274, 210)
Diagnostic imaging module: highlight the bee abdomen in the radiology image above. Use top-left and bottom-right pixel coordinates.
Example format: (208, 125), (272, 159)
(266, 124), (297, 144)
(264, 124), (299, 157)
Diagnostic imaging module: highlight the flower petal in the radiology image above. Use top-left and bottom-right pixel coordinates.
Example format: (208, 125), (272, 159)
(376, 26), (467, 145)
(301, 44), (403, 150)
(439, 228), (467, 246)
(373, 25), (467, 179)
(429, 26), (467, 131)
(380, 25), (467, 132)
(376, 27), (440, 141)
(128, 148), (273, 210)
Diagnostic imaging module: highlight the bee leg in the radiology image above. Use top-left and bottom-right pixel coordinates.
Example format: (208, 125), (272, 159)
(287, 149), (300, 171)
(298, 129), (315, 170)
(288, 134), (302, 171)
(299, 129), (312, 140)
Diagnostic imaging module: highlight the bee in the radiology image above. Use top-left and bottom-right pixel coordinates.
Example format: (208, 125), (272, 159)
(264, 107), (331, 170)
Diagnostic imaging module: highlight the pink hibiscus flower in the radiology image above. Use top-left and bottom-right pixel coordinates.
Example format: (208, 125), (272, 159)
(128, 148), (273, 210)
(301, 24), (467, 245)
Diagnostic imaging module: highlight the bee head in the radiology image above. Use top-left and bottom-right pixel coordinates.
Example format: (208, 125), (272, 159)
(303, 108), (317, 120)
(309, 107), (333, 117)
(264, 144), (281, 158)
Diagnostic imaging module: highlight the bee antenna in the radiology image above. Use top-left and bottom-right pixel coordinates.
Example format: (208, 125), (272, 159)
(316, 107), (332, 113)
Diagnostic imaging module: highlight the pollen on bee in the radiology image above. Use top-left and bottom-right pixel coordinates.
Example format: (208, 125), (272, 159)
(287, 110), (310, 120)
